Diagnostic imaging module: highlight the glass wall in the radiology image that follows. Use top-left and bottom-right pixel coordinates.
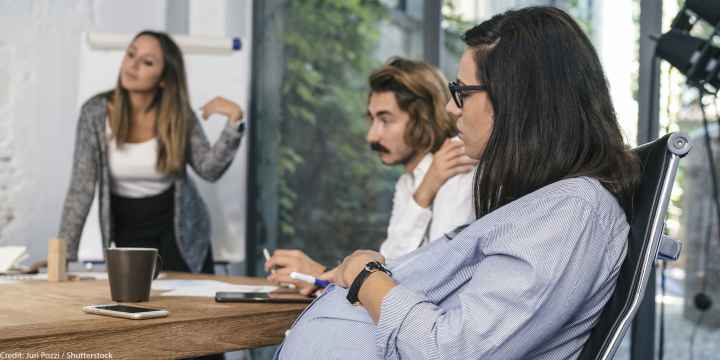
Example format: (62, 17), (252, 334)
(249, 0), (641, 275)
(248, 2), (436, 357)
(248, 1), (701, 359)
(248, 0), (431, 276)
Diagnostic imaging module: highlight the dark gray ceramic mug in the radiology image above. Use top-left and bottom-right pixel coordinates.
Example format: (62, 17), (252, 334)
(106, 247), (162, 302)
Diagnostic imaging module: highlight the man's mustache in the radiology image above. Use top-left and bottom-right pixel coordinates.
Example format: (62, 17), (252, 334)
(369, 142), (390, 154)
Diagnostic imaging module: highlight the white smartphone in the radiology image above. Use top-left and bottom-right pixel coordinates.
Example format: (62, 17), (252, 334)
(82, 304), (169, 320)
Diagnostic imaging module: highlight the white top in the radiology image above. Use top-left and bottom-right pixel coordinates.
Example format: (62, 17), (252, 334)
(379, 153), (476, 260)
(106, 121), (173, 198)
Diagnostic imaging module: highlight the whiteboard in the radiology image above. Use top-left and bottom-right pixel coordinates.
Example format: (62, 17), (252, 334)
(75, 32), (249, 263)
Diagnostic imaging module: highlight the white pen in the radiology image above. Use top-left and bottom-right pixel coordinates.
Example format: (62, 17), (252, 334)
(290, 271), (330, 288)
(263, 248), (296, 289)
(262, 248), (275, 274)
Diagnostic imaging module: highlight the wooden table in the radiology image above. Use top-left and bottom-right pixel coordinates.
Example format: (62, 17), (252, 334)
(0, 273), (307, 359)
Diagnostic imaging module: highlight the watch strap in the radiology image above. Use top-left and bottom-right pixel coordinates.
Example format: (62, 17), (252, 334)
(346, 261), (391, 305)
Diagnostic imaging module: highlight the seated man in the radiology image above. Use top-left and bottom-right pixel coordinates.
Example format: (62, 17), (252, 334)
(275, 6), (640, 359)
(266, 58), (478, 294)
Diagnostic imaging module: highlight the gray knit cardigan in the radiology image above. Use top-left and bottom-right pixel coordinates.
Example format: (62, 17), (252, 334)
(58, 93), (244, 273)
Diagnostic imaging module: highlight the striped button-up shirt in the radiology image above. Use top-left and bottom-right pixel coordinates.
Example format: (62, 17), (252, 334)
(277, 177), (629, 360)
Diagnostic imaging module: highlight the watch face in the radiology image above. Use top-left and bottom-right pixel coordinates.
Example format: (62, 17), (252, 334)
(364, 261), (380, 271)
(364, 261), (390, 275)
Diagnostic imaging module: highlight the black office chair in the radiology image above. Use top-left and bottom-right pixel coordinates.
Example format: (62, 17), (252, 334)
(578, 132), (691, 359)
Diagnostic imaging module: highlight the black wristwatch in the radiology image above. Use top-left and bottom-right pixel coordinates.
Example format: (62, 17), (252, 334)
(346, 261), (392, 305)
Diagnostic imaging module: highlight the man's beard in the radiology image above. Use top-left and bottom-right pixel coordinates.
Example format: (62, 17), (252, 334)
(369, 142), (416, 166)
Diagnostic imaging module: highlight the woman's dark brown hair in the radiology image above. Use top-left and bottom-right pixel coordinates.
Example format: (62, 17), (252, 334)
(463, 7), (639, 218)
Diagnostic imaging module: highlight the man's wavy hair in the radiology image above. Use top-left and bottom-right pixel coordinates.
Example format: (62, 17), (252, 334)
(368, 57), (456, 154)
(463, 7), (640, 219)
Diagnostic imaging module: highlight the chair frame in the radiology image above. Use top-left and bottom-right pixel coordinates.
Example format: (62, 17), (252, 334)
(586, 132), (691, 360)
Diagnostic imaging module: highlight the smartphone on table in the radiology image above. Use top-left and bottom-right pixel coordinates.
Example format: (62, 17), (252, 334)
(215, 292), (312, 303)
(83, 304), (169, 320)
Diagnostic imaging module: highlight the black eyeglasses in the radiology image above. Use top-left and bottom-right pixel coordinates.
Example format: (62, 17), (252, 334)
(448, 81), (488, 108)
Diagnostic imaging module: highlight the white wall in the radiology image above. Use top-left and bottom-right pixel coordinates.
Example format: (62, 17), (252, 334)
(0, 0), (253, 265)
(92, 0), (167, 33)
(0, 1), (105, 264)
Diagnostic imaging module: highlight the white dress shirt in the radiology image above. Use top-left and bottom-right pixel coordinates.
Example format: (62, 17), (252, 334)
(379, 153), (476, 260)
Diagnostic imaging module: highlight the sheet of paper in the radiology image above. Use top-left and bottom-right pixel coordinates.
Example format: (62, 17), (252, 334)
(0, 272), (155, 282)
(0, 273), (44, 281)
(151, 279), (278, 297)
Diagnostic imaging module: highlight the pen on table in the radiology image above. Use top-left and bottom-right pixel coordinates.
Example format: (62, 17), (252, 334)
(289, 271), (330, 288)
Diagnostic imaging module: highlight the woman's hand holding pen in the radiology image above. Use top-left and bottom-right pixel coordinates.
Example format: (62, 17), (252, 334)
(199, 96), (244, 126)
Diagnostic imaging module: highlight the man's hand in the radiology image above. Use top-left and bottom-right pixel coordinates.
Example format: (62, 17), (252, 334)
(265, 249), (326, 295)
(414, 138), (478, 208)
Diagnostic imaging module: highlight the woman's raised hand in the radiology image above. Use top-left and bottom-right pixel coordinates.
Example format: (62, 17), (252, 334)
(200, 96), (244, 126)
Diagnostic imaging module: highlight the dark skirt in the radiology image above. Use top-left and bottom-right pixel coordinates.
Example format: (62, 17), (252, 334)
(111, 186), (214, 274)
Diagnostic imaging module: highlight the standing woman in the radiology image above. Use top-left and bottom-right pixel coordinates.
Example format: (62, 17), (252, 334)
(58, 30), (245, 274)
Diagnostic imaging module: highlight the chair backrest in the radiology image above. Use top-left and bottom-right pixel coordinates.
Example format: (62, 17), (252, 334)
(578, 132), (691, 360)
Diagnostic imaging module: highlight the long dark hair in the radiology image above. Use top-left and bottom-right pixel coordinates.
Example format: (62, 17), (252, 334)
(109, 30), (192, 175)
(463, 7), (639, 218)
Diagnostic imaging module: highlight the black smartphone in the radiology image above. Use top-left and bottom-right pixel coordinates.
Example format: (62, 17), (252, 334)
(215, 291), (312, 303)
